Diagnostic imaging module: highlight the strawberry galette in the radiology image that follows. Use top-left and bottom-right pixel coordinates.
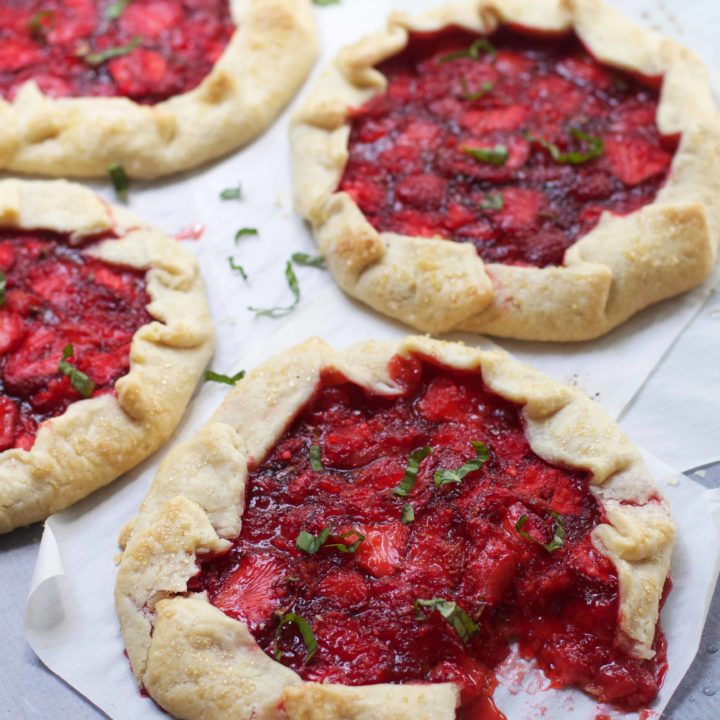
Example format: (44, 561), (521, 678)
(115, 336), (675, 719)
(291, 0), (720, 341)
(0, 179), (213, 533)
(0, 0), (316, 179)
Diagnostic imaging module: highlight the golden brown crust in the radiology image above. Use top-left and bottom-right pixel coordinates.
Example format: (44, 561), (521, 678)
(290, 0), (720, 341)
(0, 179), (213, 533)
(0, 0), (317, 180)
(115, 336), (674, 717)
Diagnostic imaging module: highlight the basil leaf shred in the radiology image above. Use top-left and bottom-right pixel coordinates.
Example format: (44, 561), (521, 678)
(480, 193), (504, 211)
(58, 344), (95, 398)
(309, 444), (324, 471)
(27, 10), (54, 41)
(414, 598), (478, 643)
(527, 127), (604, 165)
(85, 36), (140, 65)
(274, 613), (318, 663)
(227, 256), (248, 280)
(235, 227), (258, 241)
(220, 186), (242, 201)
(460, 78), (493, 101)
(108, 163), (129, 202)
(401, 503), (415, 525)
(106, 0), (131, 20)
(515, 511), (566, 553)
(248, 260), (300, 318)
(438, 38), (496, 64)
(296, 525), (332, 554)
(204, 369), (245, 386)
(291, 252), (326, 269)
(463, 144), (508, 166)
(434, 441), (489, 487)
(393, 446), (433, 497)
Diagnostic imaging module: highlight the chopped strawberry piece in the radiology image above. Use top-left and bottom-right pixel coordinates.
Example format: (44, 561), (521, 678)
(0, 397), (19, 452)
(310, 616), (391, 684)
(498, 188), (543, 231)
(355, 522), (409, 578)
(0, 243), (15, 271)
(444, 202), (477, 231)
(417, 375), (474, 422)
(461, 537), (517, 605)
(318, 569), (368, 608)
(395, 120), (442, 147)
(0, 40), (42, 73)
(0, 311), (24, 355)
(322, 419), (375, 468)
(605, 136), (672, 186)
(211, 554), (286, 630)
(460, 104), (527, 134)
(120, 1), (183, 40)
(395, 174), (448, 210)
(109, 49), (172, 99)
(558, 57), (613, 90)
(341, 179), (386, 215)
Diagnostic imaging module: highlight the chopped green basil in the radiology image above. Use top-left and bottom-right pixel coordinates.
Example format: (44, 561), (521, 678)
(107, 163), (129, 202)
(227, 256), (248, 280)
(480, 193), (504, 211)
(527, 127), (604, 165)
(401, 503), (415, 525)
(296, 525), (364, 554)
(274, 613), (318, 663)
(438, 37), (496, 64)
(106, 0), (131, 20)
(204, 369), (245, 386)
(84, 36), (140, 65)
(27, 10), (54, 42)
(296, 525), (332, 554)
(434, 441), (489, 487)
(248, 260), (300, 318)
(463, 144), (508, 166)
(58, 344), (95, 398)
(325, 528), (365, 554)
(459, 78), (493, 101)
(312, 0), (340, 5)
(515, 511), (566, 553)
(235, 227), (258, 242)
(291, 252), (326, 269)
(393, 446), (433, 497)
(309, 444), (324, 472)
(0, 270), (6, 308)
(414, 598), (478, 643)
(220, 186), (243, 201)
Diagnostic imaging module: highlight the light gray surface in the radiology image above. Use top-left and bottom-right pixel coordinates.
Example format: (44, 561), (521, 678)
(1, 466), (718, 719)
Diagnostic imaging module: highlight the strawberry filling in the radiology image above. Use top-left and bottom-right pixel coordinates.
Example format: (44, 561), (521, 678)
(0, 230), (151, 451)
(190, 356), (668, 715)
(0, 0), (233, 104)
(339, 28), (677, 267)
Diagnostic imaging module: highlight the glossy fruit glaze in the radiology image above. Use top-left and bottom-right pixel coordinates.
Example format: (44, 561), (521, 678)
(191, 356), (668, 714)
(0, 230), (151, 451)
(339, 28), (677, 267)
(0, 0), (233, 104)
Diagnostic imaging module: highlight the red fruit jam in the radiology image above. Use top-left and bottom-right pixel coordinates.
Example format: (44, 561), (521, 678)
(339, 28), (678, 267)
(0, 230), (151, 451)
(0, 0), (233, 104)
(191, 356), (668, 714)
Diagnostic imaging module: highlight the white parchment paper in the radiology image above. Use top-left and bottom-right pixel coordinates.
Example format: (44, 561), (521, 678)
(24, 444), (720, 720)
(18, 0), (720, 715)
